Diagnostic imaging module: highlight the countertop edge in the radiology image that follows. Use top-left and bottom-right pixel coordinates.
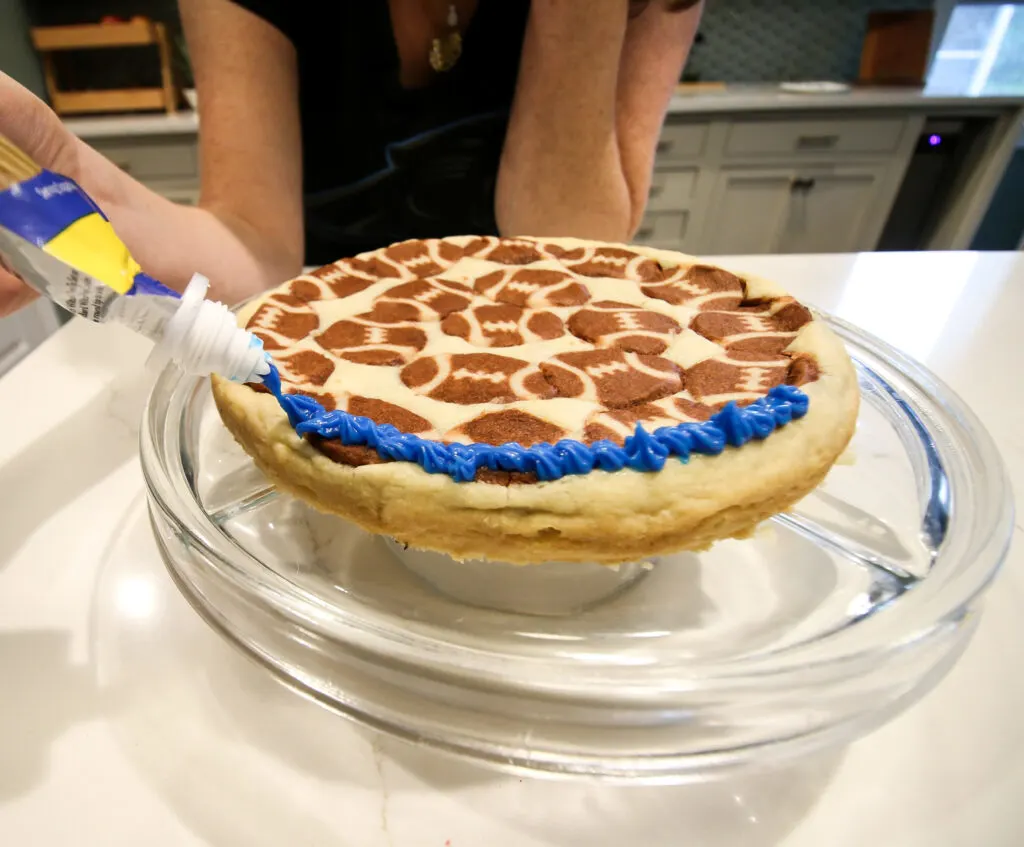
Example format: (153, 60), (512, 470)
(62, 89), (1024, 139)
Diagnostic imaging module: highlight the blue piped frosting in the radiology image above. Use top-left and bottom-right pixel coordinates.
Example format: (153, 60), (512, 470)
(261, 365), (810, 483)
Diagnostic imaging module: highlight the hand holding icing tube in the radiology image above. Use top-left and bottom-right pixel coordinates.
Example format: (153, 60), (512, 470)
(0, 133), (270, 384)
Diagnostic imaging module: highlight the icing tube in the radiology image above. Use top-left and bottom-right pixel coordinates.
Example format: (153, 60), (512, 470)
(0, 167), (270, 384)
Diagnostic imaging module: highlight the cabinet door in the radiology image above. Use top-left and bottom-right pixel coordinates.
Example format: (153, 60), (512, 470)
(701, 169), (795, 254)
(778, 166), (886, 254)
(0, 300), (61, 378)
(633, 212), (690, 250)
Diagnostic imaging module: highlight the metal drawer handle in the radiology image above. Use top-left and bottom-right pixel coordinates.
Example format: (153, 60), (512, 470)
(796, 135), (839, 150)
(656, 140), (672, 154)
(636, 227), (654, 239)
(649, 184), (664, 198)
(791, 177), (816, 192)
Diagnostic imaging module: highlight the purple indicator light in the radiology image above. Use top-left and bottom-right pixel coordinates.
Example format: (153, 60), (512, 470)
(928, 134), (942, 146)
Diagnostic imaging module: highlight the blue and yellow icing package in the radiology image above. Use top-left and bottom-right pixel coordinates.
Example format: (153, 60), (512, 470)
(0, 169), (180, 328)
(0, 164), (271, 383)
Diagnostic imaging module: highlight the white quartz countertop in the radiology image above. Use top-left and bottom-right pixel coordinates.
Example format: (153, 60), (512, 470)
(63, 84), (1024, 139)
(667, 83), (1024, 114)
(0, 251), (1022, 846)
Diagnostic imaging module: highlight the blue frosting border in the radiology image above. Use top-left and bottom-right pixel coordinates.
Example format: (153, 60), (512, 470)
(262, 367), (810, 483)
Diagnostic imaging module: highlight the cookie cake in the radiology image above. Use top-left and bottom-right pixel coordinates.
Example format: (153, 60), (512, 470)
(212, 236), (859, 564)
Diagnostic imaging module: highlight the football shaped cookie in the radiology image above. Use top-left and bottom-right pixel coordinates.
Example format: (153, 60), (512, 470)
(212, 236), (859, 564)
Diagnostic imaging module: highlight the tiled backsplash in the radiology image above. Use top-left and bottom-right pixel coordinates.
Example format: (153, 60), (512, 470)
(687, 0), (935, 83)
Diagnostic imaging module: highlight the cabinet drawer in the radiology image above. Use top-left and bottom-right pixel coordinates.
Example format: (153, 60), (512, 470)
(91, 137), (198, 180)
(724, 118), (906, 158)
(647, 169), (698, 211)
(633, 212), (689, 248)
(655, 122), (709, 161)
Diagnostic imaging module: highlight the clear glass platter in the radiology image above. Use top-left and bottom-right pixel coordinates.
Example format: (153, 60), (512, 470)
(141, 314), (1013, 783)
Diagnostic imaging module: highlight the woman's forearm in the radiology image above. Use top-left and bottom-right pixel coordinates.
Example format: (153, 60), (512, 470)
(496, 0), (699, 242)
(70, 139), (301, 305)
(496, 0), (631, 240)
(1, 69), (297, 307)
(55, 0), (306, 306)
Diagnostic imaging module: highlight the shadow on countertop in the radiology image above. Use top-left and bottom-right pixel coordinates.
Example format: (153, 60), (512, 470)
(0, 355), (151, 571)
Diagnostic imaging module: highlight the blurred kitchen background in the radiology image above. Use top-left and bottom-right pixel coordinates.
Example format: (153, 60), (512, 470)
(0, 0), (1022, 372)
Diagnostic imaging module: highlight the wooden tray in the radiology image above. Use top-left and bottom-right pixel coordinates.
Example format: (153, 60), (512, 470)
(30, 19), (177, 115)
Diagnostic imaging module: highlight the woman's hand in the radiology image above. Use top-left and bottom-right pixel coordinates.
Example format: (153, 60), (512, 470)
(0, 2), (305, 319)
(0, 73), (82, 316)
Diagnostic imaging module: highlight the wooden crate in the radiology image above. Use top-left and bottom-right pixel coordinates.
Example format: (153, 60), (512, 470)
(30, 19), (177, 116)
(859, 11), (935, 87)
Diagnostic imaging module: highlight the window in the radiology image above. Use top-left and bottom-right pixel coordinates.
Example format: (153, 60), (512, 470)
(927, 4), (1024, 95)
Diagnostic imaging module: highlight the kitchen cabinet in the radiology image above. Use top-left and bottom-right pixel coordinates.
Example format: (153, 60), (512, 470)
(646, 169), (699, 212)
(722, 117), (907, 158)
(643, 113), (919, 255)
(777, 166), (887, 253)
(699, 164), (887, 255)
(632, 211), (691, 250)
(654, 123), (710, 161)
(699, 168), (795, 254)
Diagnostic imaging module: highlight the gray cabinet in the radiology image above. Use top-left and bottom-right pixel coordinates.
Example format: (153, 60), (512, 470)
(645, 113), (920, 256)
(700, 164), (887, 255)
(633, 211), (691, 250)
(700, 168), (795, 254)
(777, 166), (887, 254)
(722, 118), (907, 158)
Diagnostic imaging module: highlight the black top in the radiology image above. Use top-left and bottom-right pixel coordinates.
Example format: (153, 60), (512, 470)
(228, 1), (530, 264)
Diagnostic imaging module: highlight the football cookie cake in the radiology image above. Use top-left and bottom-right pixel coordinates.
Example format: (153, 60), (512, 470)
(212, 236), (859, 564)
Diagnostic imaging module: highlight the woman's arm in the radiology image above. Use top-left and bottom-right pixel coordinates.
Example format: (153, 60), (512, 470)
(495, 0), (700, 241)
(175, 0), (304, 296)
(97, 0), (304, 302)
(0, 0), (302, 310)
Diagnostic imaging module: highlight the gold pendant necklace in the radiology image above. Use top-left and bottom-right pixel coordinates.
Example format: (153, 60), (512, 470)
(429, 3), (463, 72)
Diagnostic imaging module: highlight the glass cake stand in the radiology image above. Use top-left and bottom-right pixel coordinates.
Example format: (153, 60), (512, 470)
(140, 315), (1012, 783)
